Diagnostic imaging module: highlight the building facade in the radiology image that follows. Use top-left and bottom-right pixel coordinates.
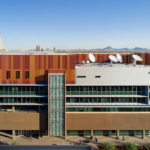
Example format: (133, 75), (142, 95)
(0, 53), (150, 138)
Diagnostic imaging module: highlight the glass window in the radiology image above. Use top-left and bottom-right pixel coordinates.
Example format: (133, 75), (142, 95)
(16, 71), (20, 79)
(6, 71), (10, 79)
(25, 71), (30, 79)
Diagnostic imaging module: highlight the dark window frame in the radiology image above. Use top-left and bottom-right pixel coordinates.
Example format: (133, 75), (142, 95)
(95, 75), (101, 78)
(25, 71), (30, 79)
(6, 71), (10, 79)
(16, 71), (20, 79)
(77, 76), (86, 78)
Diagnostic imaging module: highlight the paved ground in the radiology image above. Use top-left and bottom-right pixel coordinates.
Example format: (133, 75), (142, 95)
(0, 132), (150, 148)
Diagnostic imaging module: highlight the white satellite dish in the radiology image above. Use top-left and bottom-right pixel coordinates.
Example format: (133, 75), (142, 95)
(116, 53), (122, 63)
(132, 55), (143, 65)
(82, 60), (85, 64)
(109, 55), (118, 64)
(89, 54), (95, 63)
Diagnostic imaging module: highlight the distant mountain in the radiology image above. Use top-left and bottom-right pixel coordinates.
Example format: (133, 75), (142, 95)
(8, 46), (150, 53)
(89, 46), (150, 53)
(103, 46), (113, 51)
(133, 47), (149, 51)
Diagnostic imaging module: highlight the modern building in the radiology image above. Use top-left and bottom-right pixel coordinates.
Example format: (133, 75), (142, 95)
(36, 45), (41, 51)
(0, 52), (150, 138)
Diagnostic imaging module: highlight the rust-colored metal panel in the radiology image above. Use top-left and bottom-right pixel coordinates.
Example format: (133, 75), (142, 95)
(35, 55), (40, 69)
(48, 55), (53, 69)
(66, 112), (150, 130)
(69, 55), (76, 69)
(23, 55), (30, 69)
(13, 55), (20, 69)
(62, 55), (67, 69)
(0, 53), (149, 84)
(30, 55), (35, 84)
(145, 53), (150, 65)
(48, 70), (65, 74)
(57, 55), (60, 69)
(0, 56), (2, 69)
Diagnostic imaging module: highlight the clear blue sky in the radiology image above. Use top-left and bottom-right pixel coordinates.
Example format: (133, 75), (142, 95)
(0, 0), (150, 50)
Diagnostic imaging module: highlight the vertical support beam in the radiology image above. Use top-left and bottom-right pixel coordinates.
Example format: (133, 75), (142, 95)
(116, 130), (119, 139)
(147, 86), (149, 105)
(91, 130), (93, 137)
(65, 129), (67, 140)
(142, 130), (145, 139)
(38, 106), (40, 112)
(12, 106), (15, 112)
(12, 130), (15, 139)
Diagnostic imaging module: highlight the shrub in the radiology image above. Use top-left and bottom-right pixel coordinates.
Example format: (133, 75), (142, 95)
(145, 143), (150, 150)
(125, 142), (137, 150)
(102, 142), (115, 150)
(12, 141), (19, 145)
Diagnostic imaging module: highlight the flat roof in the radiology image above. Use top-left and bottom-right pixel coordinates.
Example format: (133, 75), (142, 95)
(0, 49), (146, 55)
(76, 63), (149, 68)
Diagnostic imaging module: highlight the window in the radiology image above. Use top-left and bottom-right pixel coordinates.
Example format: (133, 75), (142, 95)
(6, 71), (10, 79)
(16, 71), (20, 79)
(77, 76), (86, 78)
(95, 76), (101, 78)
(25, 71), (29, 79)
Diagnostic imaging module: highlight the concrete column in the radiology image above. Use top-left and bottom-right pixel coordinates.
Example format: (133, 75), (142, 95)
(91, 130), (94, 137)
(12, 106), (15, 112)
(38, 106), (40, 112)
(116, 130), (119, 139)
(12, 130), (15, 139)
(65, 129), (67, 140)
(142, 130), (145, 139)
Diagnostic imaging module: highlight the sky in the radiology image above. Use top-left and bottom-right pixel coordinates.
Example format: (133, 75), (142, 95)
(0, 0), (150, 50)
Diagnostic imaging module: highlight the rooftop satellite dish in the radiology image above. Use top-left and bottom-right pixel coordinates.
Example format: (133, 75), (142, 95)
(116, 53), (122, 63)
(109, 55), (118, 64)
(89, 54), (95, 63)
(132, 55), (143, 65)
(82, 60), (85, 64)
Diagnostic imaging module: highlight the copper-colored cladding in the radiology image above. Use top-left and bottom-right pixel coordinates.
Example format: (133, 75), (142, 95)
(66, 113), (150, 130)
(0, 53), (148, 84)
(0, 112), (47, 130)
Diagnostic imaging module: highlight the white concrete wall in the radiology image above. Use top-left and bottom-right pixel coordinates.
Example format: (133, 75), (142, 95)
(75, 64), (150, 85)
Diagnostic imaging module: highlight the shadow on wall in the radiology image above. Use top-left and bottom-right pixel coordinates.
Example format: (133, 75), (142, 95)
(40, 112), (48, 131)
(35, 70), (48, 84)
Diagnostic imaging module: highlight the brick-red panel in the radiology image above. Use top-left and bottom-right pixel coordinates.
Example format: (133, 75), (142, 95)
(35, 55), (40, 69)
(23, 56), (30, 69)
(145, 53), (150, 65)
(0, 56), (2, 69)
(48, 56), (53, 69)
(62, 55), (67, 69)
(70, 55), (76, 69)
(13, 55), (20, 69)
(58, 56), (60, 69)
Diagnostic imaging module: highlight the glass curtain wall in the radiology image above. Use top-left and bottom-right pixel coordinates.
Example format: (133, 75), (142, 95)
(49, 74), (65, 136)
(66, 86), (148, 96)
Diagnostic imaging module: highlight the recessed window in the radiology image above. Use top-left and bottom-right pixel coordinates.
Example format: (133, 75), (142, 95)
(16, 71), (20, 79)
(6, 71), (10, 79)
(95, 76), (101, 78)
(25, 71), (30, 79)
(77, 76), (86, 78)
